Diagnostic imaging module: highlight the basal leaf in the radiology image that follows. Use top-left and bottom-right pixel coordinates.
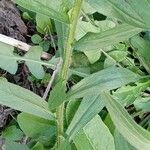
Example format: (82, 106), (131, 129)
(101, 91), (150, 150)
(0, 79), (54, 121)
(13, 0), (69, 24)
(74, 24), (142, 51)
(0, 42), (57, 79)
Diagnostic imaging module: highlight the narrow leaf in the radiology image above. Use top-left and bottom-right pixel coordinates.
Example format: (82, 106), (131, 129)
(101, 91), (150, 150)
(66, 93), (104, 140)
(74, 24), (142, 51)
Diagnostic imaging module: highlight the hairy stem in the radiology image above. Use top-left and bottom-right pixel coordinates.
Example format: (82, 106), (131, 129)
(56, 0), (83, 146)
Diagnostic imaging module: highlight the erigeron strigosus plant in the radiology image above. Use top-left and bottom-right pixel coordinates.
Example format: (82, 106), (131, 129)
(0, 0), (150, 149)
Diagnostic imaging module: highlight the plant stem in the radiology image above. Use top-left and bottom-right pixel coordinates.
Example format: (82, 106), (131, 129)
(56, 0), (83, 146)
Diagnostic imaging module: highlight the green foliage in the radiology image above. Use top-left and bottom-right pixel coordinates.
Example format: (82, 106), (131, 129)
(0, 0), (150, 149)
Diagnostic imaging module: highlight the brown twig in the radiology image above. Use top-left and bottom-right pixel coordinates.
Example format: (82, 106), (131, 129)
(43, 58), (63, 100)
(0, 33), (51, 60)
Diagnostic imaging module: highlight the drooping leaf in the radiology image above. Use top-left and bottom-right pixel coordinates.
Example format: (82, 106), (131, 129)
(74, 115), (115, 150)
(0, 79), (54, 121)
(13, 0), (69, 24)
(17, 113), (56, 138)
(66, 93), (104, 140)
(101, 91), (150, 150)
(74, 24), (142, 51)
(48, 79), (67, 110)
(67, 66), (141, 99)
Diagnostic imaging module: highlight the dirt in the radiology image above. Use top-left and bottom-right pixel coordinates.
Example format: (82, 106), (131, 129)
(0, 0), (28, 129)
(0, 0), (27, 41)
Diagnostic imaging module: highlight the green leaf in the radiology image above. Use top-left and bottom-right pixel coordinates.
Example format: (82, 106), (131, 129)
(5, 140), (29, 150)
(0, 42), (18, 74)
(36, 14), (52, 34)
(2, 126), (23, 141)
(0, 42), (57, 79)
(31, 142), (44, 150)
(57, 139), (71, 150)
(25, 46), (45, 79)
(114, 129), (136, 150)
(17, 113), (56, 138)
(31, 34), (43, 44)
(66, 93), (104, 140)
(134, 97), (150, 112)
(0, 79), (54, 120)
(130, 35), (150, 73)
(74, 24), (142, 51)
(74, 115), (115, 150)
(66, 99), (81, 125)
(113, 81), (150, 106)
(86, 0), (150, 28)
(48, 79), (67, 110)
(13, 0), (69, 24)
(101, 91), (150, 150)
(84, 50), (101, 64)
(67, 67), (141, 99)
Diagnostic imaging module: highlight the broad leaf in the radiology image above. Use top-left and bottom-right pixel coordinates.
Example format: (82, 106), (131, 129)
(74, 24), (142, 51)
(13, 0), (69, 24)
(17, 113), (56, 138)
(66, 93), (104, 140)
(57, 139), (71, 150)
(67, 66), (141, 99)
(31, 142), (44, 150)
(101, 91), (150, 150)
(0, 42), (57, 79)
(74, 115), (115, 150)
(0, 79), (54, 120)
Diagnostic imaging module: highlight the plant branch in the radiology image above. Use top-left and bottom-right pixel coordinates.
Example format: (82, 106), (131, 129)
(0, 33), (51, 60)
(56, 0), (83, 146)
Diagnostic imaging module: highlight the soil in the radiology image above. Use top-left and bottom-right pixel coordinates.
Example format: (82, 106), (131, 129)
(0, 0), (27, 129)
(0, 0), (27, 41)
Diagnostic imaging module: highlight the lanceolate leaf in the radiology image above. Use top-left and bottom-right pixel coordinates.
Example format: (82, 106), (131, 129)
(74, 115), (115, 150)
(74, 24), (142, 51)
(0, 79), (54, 121)
(66, 93), (104, 140)
(13, 0), (69, 24)
(67, 66), (141, 99)
(101, 91), (150, 150)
